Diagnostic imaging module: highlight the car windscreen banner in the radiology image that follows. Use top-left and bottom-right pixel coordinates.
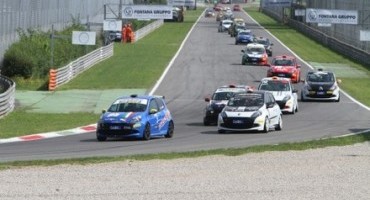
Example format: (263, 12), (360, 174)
(306, 9), (358, 25)
(167, 0), (196, 7)
(122, 5), (173, 19)
(262, 0), (292, 7)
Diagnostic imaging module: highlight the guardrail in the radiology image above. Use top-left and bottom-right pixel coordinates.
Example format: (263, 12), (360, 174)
(48, 19), (164, 90)
(135, 20), (164, 41)
(48, 43), (114, 90)
(0, 75), (16, 118)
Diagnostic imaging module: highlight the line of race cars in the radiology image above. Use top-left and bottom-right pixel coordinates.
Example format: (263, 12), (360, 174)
(94, 5), (342, 141)
(205, 5), (341, 133)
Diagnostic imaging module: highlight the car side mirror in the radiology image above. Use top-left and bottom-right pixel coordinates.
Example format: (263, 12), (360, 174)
(102, 109), (106, 114)
(205, 97), (211, 102)
(270, 43), (274, 46)
(241, 49), (245, 53)
(292, 89), (298, 93)
(301, 79), (305, 82)
(337, 79), (342, 84)
(296, 65), (301, 68)
(149, 109), (158, 114)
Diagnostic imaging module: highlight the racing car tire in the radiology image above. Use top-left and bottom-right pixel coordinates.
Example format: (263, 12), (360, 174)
(263, 117), (269, 133)
(142, 124), (151, 140)
(203, 118), (210, 126)
(165, 121), (174, 138)
(300, 92), (306, 102)
(275, 115), (283, 131)
(96, 133), (107, 142)
(335, 94), (340, 102)
(218, 129), (225, 133)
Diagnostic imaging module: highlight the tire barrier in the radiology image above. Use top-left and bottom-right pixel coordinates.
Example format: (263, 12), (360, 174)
(0, 75), (16, 118)
(48, 69), (57, 91)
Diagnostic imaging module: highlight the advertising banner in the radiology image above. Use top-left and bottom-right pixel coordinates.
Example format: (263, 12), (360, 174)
(306, 9), (358, 25)
(103, 20), (122, 31)
(263, 0), (292, 7)
(167, 0), (196, 7)
(72, 31), (96, 45)
(122, 5), (173, 19)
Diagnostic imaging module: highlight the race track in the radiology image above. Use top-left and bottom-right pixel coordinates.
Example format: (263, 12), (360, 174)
(0, 9), (369, 162)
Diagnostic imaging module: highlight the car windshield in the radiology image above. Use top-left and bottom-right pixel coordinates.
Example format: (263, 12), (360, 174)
(223, 21), (232, 25)
(272, 59), (293, 66)
(307, 72), (335, 82)
(247, 47), (264, 54)
(259, 80), (290, 91)
(228, 94), (264, 107)
(239, 31), (251, 36)
(212, 92), (235, 101)
(256, 39), (269, 46)
(108, 99), (148, 112)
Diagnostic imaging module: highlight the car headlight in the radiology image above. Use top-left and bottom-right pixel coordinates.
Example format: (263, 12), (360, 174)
(220, 112), (227, 118)
(283, 95), (291, 102)
(206, 105), (214, 112)
(305, 84), (312, 90)
(131, 116), (142, 128)
(251, 111), (262, 118)
(329, 84), (337, 90)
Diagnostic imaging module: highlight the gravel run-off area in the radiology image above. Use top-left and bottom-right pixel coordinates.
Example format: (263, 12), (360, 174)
(1, 142), (369, 200)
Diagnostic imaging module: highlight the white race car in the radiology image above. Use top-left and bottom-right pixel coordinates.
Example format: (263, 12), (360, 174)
(258, 76), (298, 114)
(217, 90), (282, 133)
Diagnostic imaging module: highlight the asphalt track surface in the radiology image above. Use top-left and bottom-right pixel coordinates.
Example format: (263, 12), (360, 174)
(1, 9), (369, 162)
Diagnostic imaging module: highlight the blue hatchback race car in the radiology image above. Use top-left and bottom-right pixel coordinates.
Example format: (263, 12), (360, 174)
(235, 30), (254, 45)
(96, 94), (174, 141)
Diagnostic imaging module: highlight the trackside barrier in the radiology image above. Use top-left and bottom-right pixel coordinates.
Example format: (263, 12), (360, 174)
(0, 75), (16, 118)
(134, 20), (164, 41)
(48, 19), (164, 90)
(48, 43), (114, 90)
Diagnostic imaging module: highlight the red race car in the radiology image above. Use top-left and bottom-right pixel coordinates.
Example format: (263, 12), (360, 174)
(267, 55), (301, 83)
(233, 4), (241, 11)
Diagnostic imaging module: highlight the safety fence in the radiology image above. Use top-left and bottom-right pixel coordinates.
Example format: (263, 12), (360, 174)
(0, 75), (15, 118)
(48, 43), (114, 90)
(48, 19), (164, 90)
(135, 20), (164, 41)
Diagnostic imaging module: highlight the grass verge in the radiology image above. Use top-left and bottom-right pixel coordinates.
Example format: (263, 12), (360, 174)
(0, 131), (369, 169)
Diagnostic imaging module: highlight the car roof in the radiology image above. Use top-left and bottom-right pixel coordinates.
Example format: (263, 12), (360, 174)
(260, 76), (292, 83)
(273, 55), (295, 60)
(246, 43), (265, 48)
(215, 85), (250, 93)
(115, 94), (162, 101)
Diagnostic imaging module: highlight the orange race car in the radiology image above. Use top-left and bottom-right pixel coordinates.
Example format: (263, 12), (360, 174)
(267, 55), (301, 83)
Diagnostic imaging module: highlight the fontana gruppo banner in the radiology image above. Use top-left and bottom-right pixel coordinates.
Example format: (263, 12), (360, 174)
(122, 5), (173, 19)
(306, 9), (358, 25)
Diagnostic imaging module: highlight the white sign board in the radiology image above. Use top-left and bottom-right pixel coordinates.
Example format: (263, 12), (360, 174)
(360, 30), (370, 41)
(72, 31), (96, 45)
(103, 20), (122, 31)
(263, 0), (292, 7)
(306, 9), (358, 25)
(167, 0), (196, 7)
(122, 5), (173, 19)
(295, 9), (305, 16)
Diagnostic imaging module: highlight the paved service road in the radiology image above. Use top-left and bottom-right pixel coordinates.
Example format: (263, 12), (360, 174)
(0, 9), (369, 162)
